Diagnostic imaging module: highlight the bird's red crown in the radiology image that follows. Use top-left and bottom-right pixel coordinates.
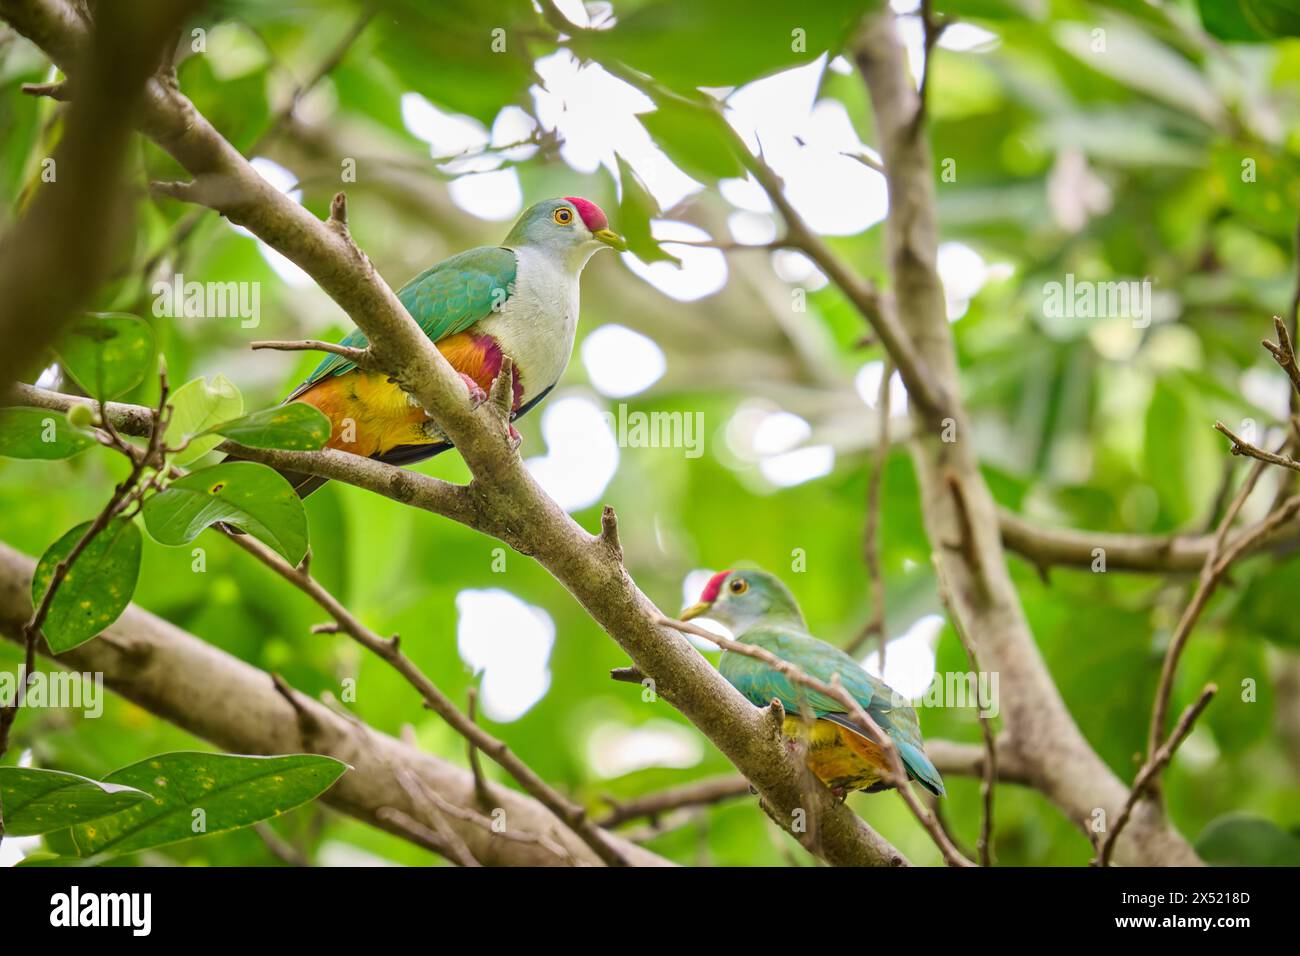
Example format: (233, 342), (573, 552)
(565, 196), (608, 232)
(698, 569), (734, 604)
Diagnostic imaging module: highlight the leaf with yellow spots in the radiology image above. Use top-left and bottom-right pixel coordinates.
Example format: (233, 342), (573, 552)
(70, 751), (348, 857)
(0, 766), (149, 836)
(32, 517), (142, 653)
(142, 461), (309, 564)
(204, 402), (331, 451)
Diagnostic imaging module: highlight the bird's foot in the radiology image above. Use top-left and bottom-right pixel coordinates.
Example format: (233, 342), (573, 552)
(460, 372), (488, 409)
(508, 424), (522, 450)
(830, 785), (849, 803)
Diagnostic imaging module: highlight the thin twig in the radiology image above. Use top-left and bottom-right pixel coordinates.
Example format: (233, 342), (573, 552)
(1216, 421), (1300, 474)
(465, 686), (493, 809)
(598, 776), (753, 828)
(1097, 685), (1216, 866)
(1147, 452), (1274, 758)
(250, 338), (374, 368)
(376, 806), (480, 867)
(0, 367), (172, 761)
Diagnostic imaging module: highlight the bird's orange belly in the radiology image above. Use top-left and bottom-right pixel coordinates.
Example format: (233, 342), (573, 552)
(293, 369), (433, 457)
(783, 716), (891, 794)
(291, 332), (506, 458)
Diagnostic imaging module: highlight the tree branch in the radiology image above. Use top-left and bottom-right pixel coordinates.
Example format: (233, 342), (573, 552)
(997, 505), (1300, 574)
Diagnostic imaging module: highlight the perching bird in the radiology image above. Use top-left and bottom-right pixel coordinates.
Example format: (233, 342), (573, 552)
(277, 197), (625, 496)
(681, 568), (945, 800)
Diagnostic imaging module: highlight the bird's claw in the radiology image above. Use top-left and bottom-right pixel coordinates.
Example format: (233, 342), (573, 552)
(508, 424), (522, 450)
(460, 372), (488, 409)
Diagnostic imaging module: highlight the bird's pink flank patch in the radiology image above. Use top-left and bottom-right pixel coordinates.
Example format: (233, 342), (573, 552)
(565, 196), (608, 232)
(699, 570), (733, 604)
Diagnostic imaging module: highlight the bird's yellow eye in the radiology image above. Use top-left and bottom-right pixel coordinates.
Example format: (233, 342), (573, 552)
(729, 578), (748, 595)
(554, 207), (574, 225)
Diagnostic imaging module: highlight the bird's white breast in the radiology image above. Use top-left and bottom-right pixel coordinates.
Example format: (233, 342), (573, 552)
(478, 245), (582, 406)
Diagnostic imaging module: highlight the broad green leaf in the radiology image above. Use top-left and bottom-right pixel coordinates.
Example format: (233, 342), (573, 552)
(1243, 0), (1300, 38)
(207, 403), (330, 451)
(574, 0), (877, 92)
(1196, 814), (1300, 866)
(142, 461), (308, 564)
(165, 374), (244, 465)
(0, 766), (149, 836)
(377, 0), (539, 124)
(53, 313), (155, 400)
(638, 98), (743, 184)
(617, 154), (680, 265)
(1199, 0), (1267, 40)
(32, 518), (142, 653)
(1234, 568), (1300, 650)
(71, 752), (348, 857)
(0, 407), (94, 459)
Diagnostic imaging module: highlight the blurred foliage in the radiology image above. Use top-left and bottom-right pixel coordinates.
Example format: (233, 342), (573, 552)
(1, 0), (1299, 867)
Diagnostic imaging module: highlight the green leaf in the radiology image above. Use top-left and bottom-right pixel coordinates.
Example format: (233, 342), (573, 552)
(142, 461), (308, 564)
(0, 766), (150, 836)
(53, 313), (155, 400)
(165, 374), (244, 465)
(617, 154), (680, 265)
(32, 518), (142, 653)
(0, 407), (95, 459)
(1196, 814), (1300, 866)
(574, 0), (878, 92)
(638, 98), (743, 184)
(377, 0), (540, 125)
(1244, 0), (1300, 37)
(71, 752), (348, 857)
(207, 403), (331, 451)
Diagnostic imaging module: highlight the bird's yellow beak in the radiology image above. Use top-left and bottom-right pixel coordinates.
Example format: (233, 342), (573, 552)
(594, 228), (628, 251)
(679, 601), (712, 622)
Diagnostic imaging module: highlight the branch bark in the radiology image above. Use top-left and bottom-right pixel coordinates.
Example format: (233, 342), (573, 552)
(998, 506), (1300, 575)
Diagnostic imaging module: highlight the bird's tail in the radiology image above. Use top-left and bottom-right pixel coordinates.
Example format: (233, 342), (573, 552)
(896, 739), (946, 797)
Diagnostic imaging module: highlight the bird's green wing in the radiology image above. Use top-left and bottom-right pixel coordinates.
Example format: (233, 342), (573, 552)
(291, 245), (517, 394)
(719, 625), (863, 717)
(720, 623), (945, 795)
